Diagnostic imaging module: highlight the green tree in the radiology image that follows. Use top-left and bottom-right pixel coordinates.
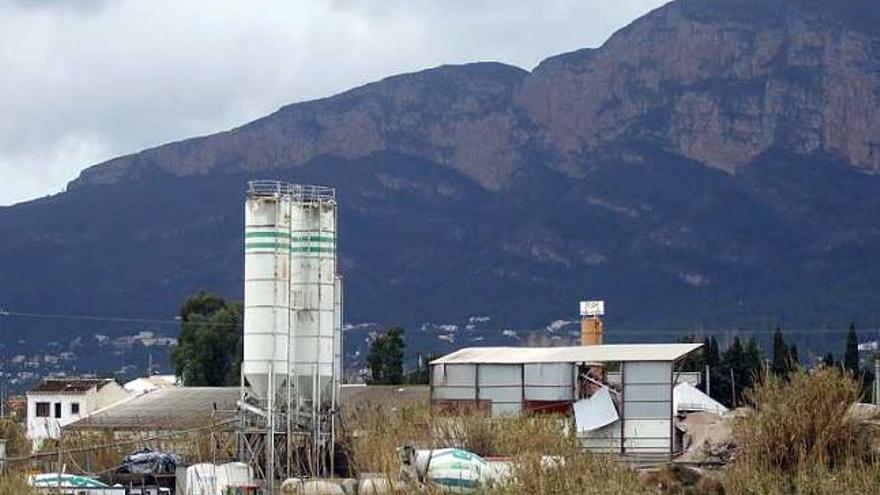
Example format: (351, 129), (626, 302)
(705, 336), (721, 367)
(367, 326), (405, 385)
(844, 322), (860, 373)
(744, 338), (763, 378)
(771, 325), (788, 375)
(720, 337), (745, 407)
(822, 352), (836, 368)
(678, 335), (705, 372)
(405, 352), (439, 385)
(171, 291), (242, 386)
(788, 343), (799, 368)
(178, 291), (226, 322)
(717, 336), (764, 407)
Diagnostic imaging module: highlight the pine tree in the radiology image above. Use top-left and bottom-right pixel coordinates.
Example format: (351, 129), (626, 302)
(788, 343), (799, 370)
(678, 335), (705, 371)
(705, 336), (721, 367)
(822, 352), (836, 368)
(844, 322), (860, 373)
(771, 325), (788, 376)
(744, 338), (763, 379)
(722, 337), (745, 406)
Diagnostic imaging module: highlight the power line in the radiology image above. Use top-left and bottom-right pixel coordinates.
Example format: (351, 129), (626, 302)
(0, 310), (240, 328)
(1, 308), (878, 337)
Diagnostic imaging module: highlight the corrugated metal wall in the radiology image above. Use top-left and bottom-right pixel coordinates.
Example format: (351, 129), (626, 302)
(578, 361), (674, 456)
(433, 360), (675, 456)
(621, 361), (673, 454)
(431, 363), (574, 415)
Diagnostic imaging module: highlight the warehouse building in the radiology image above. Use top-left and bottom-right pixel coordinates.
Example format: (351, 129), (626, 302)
(429, 343), (702, 457)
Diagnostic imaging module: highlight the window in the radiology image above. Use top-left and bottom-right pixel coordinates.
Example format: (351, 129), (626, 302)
(36, 402), (50, 417)
(54, 402), (62, 418)
(70, 402), (80, 415)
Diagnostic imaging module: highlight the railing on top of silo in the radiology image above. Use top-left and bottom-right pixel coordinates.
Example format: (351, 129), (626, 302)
(247, 180), (335, 203)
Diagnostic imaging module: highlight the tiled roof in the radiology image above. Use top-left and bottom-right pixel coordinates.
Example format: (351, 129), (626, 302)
(29, 378), (116, 394)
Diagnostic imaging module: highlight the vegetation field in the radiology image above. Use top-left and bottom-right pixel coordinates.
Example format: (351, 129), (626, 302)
(2, 367), (879, 494)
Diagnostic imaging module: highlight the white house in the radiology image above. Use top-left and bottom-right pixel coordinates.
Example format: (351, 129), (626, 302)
(26, 378), (129, 446)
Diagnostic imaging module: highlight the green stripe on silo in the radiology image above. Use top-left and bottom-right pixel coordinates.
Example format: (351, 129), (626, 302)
(290, 235), (335, 243)
(246, 243), (335, 253)
(245, 242), (288, 251)
(245, 231), (292, 239)
(290, 246), (335, 253)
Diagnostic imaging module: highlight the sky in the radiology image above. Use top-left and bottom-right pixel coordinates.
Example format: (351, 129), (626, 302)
(0, 0), (670, 206)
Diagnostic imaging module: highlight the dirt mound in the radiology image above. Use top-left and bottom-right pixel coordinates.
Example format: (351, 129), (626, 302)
(677, 412), (736, 464)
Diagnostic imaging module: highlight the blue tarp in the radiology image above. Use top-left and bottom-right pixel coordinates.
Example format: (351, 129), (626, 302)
(120, 448), (183, 474)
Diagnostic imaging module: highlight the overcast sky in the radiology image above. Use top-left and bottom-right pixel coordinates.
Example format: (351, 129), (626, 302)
(0, 0), (669, 206)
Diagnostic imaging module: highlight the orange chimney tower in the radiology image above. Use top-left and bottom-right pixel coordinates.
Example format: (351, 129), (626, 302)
(579, 300), (605, 346)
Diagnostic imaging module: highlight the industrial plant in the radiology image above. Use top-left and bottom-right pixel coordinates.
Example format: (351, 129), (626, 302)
(1, 180), (817, 494)
(238, 180), (343, 490)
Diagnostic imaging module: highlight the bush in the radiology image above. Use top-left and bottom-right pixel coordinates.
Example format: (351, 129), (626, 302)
(725, 367), (880, 494)
(0, 418), (30, 458)
(734, 367), (871, 469)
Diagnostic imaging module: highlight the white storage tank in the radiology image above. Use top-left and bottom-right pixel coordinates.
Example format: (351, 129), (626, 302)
(243, 180), (341, 414)
(288, 186), (337, 407)
(243, 181), (293, 398)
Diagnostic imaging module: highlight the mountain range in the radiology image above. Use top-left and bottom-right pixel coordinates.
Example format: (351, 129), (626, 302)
(2, 0), (880, 356)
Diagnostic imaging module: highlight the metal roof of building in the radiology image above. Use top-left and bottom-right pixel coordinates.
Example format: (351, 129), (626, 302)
(430, 343), (703, 365)
(67, 387), (239, 431)
(66, 385), (431, 431)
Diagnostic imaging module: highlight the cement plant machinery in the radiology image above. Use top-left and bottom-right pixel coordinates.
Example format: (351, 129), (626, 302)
(240, 180), (342, 488)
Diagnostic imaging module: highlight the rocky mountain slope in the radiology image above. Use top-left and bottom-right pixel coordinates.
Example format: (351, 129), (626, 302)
(3, 0), (880, 353)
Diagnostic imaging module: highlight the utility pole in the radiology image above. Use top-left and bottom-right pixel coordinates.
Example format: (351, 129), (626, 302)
(0, 439), (7, 476)
(874, 356), (879, 406)
(704, 364), (711, 397)
(730, 368), (736, 408)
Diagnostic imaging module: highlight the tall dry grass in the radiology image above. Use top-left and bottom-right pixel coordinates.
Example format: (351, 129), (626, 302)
(344, 403), (655, 494)
(0, 418), (30, 458)
(343, 402), (574, 475)
(0, 475), (34, 495)
(724, 367), (880, 494)
(2, 419), (232, 486)
(494, 451), (656, 495)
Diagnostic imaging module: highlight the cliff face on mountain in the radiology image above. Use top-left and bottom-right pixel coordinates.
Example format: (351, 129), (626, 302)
(520, 0), (880, 175)
(5, 0), (880, 351)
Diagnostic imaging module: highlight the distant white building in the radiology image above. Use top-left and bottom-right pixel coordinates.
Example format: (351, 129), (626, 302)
(123, 375), (179, 394)
(26, 378), (129, 446)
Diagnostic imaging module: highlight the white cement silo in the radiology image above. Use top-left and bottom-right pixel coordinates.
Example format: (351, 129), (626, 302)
(288, 186), (337, 408)
(242, 181), (343, 481)
(243, 181), (294, 398)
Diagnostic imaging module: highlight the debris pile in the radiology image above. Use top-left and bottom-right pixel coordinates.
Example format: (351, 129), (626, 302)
(676, 411), (736, 464)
